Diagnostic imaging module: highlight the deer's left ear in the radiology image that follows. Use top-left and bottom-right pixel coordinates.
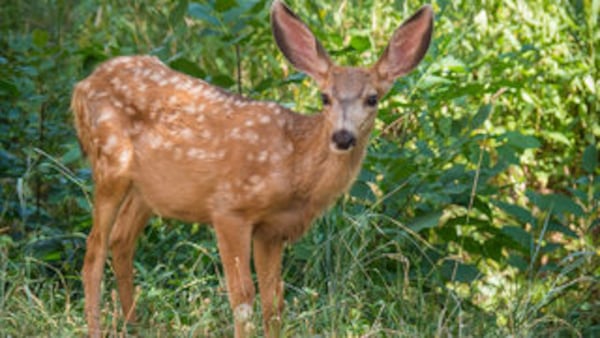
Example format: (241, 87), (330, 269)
(374, 5), (434, 90)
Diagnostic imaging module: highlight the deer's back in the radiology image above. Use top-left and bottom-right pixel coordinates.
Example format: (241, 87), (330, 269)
(72, 56), (301, 225)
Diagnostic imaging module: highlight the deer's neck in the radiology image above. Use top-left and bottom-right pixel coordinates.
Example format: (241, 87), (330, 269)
(287, 111), (371, 217)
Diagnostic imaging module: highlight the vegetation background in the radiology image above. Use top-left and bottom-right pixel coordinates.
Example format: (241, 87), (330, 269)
(1, 0), (598, 336)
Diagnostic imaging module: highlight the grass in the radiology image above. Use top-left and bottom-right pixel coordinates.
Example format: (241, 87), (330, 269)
(2, 208), (596, 337)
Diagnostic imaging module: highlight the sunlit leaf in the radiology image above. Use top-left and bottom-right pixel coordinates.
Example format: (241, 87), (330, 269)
(349, 35), (371, 52)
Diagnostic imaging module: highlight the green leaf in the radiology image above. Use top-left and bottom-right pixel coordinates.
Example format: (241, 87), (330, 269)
(409, 210), (443, 232)
(483, 237), (503, 262)
(61, 145), (82, 165)
(471, 104), (491, 129)
(504, 131), (541, 149)
(43, 251), (62, 262)
(32, 29), (49, 47)
(170, 0), (189, 27)
(547, 221), (578, 238)
(582, 145), (598, 174)
(212, 74), (235, 88)
(440, 260), (480, 283)
(169, 57), (206, 78)
(542, 131), (572, 146)
(526, 191), (584, 217)
(502, 225), (532, 251)
(507, 254), (528, 271)
(215, 0), (237, 12)
(436, 56), (467, 73)
(0, 79), (19, 97)
(493, 200), (535, 224)
(349, 35), (371, 52)
(418, 75), (453, 89)
(188, 3), (221, 26)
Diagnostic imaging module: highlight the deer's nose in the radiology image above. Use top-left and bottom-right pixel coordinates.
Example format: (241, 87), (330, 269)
(331, 129), (357, 151)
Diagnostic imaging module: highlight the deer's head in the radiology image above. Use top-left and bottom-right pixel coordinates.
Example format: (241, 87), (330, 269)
(271, 1), (434, 152)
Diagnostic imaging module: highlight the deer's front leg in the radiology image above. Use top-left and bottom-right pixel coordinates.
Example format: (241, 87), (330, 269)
(253, 235), (284, 338)
(213, 214), (255, 338)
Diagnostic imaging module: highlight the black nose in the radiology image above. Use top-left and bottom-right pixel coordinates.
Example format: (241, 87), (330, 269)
(331, 130), (356, 150)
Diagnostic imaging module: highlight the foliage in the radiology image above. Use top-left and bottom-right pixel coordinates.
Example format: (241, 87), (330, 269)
(1, 0), (598, 336)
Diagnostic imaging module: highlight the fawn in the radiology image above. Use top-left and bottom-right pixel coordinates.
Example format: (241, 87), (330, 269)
(71, 1), (433, 336)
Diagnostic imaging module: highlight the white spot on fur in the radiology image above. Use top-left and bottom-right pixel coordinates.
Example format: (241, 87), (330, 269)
(103, 135), (118, 153)
(147, 133), (163, 149)
(95, 107), (117, 125)
(124, 107), (135, 116)
(119, 148), (131, 167)
(189, 86), (203, 96)
(234, 303), (253, 322)
(79, 81), (91, 91)
(187, 148), (206, 160)
(286, 142), (294, 153)
(257, 150), (269, 162)
(181, 128), (194, 139)
(183, 104), (196, 115)
(259, 115), (271, 124)
(245, 119), (254, 127)
(230, 127), (241, 139)
(243, 131), (259, 143)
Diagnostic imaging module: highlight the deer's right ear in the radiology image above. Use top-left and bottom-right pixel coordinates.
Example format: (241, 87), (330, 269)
(271, 0), (332, 84)
(374, 5), (434, 91)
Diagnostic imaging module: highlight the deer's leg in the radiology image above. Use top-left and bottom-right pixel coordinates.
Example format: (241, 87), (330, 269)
(213, 214), (255, 338)
(253, 235), (284, 338)
(82, 103), (135, 337)
(108, 190), (151, 325)
(83, 177), (131, 338)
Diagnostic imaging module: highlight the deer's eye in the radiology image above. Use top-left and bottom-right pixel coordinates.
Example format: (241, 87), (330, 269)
(321, 93), (331, 106)
(365, 94), (378, 107)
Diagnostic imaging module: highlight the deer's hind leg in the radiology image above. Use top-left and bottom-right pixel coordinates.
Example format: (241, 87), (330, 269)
(81, 102), (135, 337)
(109, 189), (151, 325)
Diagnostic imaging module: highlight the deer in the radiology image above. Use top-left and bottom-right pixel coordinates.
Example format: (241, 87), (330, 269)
(71, 1), (433, 337)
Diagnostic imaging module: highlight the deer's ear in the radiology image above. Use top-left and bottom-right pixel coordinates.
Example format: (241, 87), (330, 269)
(271, 0), (332, 84)
(374, 5), (434, 89)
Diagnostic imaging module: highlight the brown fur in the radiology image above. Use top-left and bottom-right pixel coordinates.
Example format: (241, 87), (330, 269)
(74, 1), (433, 337)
